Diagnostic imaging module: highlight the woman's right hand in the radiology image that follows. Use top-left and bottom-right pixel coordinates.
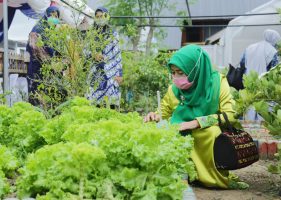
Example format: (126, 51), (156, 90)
(95, 53), (104, 62)
(28, 32), (39, 49)
(144, 112), (160, 123)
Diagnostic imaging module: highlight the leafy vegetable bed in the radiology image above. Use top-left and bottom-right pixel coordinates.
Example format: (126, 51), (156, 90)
(0, 97), (196, 200)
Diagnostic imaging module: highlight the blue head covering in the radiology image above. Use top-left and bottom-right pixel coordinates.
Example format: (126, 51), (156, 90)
(32, 6), (60, 34)
(45, 6), (60, 18)
(95, 7), (109, 14)
(94, 6), (111, 32)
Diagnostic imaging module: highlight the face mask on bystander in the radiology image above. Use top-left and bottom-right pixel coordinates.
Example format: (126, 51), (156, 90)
(47, 17), (60, 25)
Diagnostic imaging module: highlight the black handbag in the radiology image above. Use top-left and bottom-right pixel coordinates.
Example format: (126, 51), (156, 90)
(226, 63), (246, 90)
(214, 112), (259, 170)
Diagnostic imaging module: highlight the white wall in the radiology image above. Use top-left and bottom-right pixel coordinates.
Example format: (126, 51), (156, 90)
(201, 45), (225, 69)
(8, 10), (36, 42)
(221, 0), (281, 66)
(158, 1), (187, 50)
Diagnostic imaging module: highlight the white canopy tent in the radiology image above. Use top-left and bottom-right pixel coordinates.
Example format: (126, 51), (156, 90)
(55, 0), (94, 28)
(1, 0), (95, 44)
(220, 0), (281, 67)
(0, 0), (95, 105)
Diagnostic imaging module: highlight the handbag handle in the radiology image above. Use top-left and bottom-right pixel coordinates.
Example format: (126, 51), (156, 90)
(217, 112), (236, 133)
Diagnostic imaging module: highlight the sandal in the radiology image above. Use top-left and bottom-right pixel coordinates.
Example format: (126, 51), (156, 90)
(229, 181), (249, 190)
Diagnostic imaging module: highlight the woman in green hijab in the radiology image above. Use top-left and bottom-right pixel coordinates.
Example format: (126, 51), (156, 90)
(144, 44), (248, 189)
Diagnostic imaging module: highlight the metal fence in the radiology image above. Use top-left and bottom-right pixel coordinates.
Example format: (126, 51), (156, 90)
(0, 49), (29, 75)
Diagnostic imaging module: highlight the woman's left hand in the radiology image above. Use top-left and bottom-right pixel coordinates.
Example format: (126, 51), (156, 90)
(115, 76), (123, 85)
(179, 120), (200, 131)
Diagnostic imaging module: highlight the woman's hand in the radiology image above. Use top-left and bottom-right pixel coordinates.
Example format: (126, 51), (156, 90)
(179, 120), (200, 131)
(144, 112), (160, 123)
(28, 32), (39, 49)
(114, 76), (123, 85)
(95, 53), (104, 62)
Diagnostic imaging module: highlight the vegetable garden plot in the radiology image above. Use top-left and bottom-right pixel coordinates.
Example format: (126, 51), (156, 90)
(0, 97), (196, 200)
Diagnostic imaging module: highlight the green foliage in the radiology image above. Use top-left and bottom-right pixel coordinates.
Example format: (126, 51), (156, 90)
(234, 65), (281, 136)
(0, 91), (12, 105)
(8, 110), (46, 156)
(0, 145), (19, 198)
(268, 148), (281, 174)
(14, 97), (196, 199)
(39, 101), (141, 144)
(17, 142), (108, 199)
(121, 51), (172, 113)
(0, 170), (10, 199)
(0, 102), (46, 160)
(106, 0), (143, 34)
(0, 145), (19, 174)
(62, 118), (196, 199)
(233, 64), (281, 178)
(106, 0), (187, 52)
(32, 24), (114, 114)
(31, 16), (176, 117)
(105, 0), (144, 51)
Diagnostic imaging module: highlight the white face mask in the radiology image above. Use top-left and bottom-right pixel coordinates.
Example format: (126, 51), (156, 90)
(95, 18), (109, 26)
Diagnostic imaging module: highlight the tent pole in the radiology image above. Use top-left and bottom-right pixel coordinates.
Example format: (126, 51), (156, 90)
(3, 0), (10, 106)
(185, 0), (192, 26)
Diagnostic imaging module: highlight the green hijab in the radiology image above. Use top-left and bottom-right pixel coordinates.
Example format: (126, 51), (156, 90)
(167, 44), (220, 124)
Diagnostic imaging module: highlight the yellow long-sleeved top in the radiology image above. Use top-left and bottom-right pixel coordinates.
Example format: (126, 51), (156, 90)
(160, 74), (236, 128)
(160, 74), (237, 188)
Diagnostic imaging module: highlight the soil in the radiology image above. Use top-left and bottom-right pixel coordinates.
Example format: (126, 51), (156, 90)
(193, 160), (281, 200)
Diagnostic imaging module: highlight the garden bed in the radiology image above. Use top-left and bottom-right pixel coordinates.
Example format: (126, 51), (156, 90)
(194, 160), (281, 200)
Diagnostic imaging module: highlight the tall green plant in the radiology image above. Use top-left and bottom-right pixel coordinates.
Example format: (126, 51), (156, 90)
(234, 65), (281, 137)
(121, 51), (172, 113)
(106, 0), (188, 53)
(33, 24), (114, 114)
(106, 0), (145, 51)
